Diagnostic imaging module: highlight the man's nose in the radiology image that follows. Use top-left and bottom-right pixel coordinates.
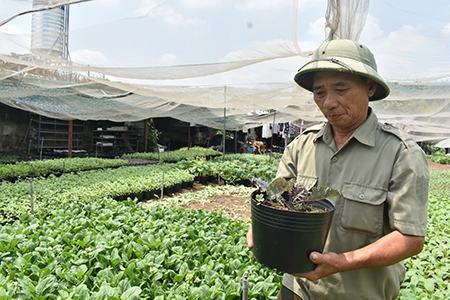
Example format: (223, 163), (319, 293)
(322, 92), (339, 110)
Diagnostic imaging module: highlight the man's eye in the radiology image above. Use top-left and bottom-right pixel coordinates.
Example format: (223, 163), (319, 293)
(336, 88), (348, 93)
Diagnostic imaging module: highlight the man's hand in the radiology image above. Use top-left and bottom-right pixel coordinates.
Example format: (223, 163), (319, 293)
(246, 225), (253, 250)
(294, 251), (346, 281)
(295, 231), (424, 281)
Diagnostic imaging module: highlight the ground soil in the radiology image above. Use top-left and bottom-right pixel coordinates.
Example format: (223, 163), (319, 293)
(181, 194), (251, 221)
(428, 160), (450, 170)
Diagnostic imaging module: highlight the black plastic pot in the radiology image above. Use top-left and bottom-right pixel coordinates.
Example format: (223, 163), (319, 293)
(251, 191), (335, 274)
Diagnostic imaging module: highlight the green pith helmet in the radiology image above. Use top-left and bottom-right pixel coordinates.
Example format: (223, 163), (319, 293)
(294, 39), (390, 101)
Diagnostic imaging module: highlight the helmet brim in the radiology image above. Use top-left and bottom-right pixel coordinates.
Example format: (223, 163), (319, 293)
(294, 56), (390, 101)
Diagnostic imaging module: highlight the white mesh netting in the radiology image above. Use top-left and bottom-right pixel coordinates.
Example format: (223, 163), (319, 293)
(0, 0), (449, 142)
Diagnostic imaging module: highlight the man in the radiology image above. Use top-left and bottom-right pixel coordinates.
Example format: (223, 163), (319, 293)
(246, 39), (429, 299)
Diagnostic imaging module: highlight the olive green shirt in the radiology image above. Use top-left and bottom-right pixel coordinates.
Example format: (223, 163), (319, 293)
(277, 109), (429, 300)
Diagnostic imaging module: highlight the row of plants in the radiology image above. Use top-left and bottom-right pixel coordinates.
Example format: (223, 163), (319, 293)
(0, 198), (280, 299)
(0, 153), (278, 224)
(0, 158), (129, 181)
(176, 156), (279, 184)
(0, 155), (23, 164)
(0, 164), (194, 224)
(427, 155), (450, 165)
(122, 147), (221, 162)
(399, 170), (449, 299)
(0, 154), (279, 224)
(220, 153), (282, 162)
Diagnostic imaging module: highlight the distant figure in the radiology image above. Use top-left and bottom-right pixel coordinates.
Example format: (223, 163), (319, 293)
(251, 140), (266, 154)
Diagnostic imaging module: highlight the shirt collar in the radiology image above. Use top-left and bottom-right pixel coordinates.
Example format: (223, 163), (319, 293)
(352, 108), (377, 147)
(314, 107), (377, 148)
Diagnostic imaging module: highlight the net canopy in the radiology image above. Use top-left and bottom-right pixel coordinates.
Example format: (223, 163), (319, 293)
(0, 0), (449, 142)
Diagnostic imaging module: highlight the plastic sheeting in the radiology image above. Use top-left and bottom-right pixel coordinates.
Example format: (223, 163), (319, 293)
(0, 0), (449, 140)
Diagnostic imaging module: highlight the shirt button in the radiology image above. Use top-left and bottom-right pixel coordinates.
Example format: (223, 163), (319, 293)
(359, 193), (365, 200)
(331, 157), (338, 162)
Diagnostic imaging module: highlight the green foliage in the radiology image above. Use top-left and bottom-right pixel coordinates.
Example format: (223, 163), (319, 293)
(146, 119), (159, 152)
(399, 170), (450, 299)
(428, 155), (450, 165)
(0, 199), (280, 298)
(123, 147), (221, 162)
(0, 155), (22, 164)
(0, 164), (194, 223)
(175, 155), (279, 184)
(0, 154), (447, 298)
(420, 143), (444, 156)
(0, 157), (128, 181)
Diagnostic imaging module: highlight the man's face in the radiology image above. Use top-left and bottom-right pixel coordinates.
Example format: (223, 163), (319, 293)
(312, 71), (375, 131)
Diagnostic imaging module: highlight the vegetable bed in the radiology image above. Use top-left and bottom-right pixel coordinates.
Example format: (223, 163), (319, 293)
(399, 170), (449, 299)
(0, 199), (280, 299)
(0, 164), (194, 224)
(0, 154), (447, 299)
(0, 158), (129, 182)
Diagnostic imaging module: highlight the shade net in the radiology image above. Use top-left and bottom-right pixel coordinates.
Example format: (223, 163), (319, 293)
(0, 0), (449, 141)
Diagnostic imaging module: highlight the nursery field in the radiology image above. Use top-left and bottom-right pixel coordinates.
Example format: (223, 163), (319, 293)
(0, 152), (448, 299)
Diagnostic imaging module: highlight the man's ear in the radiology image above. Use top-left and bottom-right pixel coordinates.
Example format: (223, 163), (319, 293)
(367, 80), (377, 98)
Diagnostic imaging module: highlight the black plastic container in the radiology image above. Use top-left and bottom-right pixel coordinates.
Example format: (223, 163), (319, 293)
(251, 191), (335, 273)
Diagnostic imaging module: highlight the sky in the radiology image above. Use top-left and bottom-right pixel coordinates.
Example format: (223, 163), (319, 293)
(1, 0), (450, 84)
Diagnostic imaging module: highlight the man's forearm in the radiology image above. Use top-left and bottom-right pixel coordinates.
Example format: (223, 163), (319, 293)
(340, 230), (424, 272)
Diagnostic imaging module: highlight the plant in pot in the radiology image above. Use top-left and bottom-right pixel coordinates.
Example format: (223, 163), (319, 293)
(251, 177), (339, 274)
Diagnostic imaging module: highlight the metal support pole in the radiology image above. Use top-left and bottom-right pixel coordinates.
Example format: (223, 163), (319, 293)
(160, 169), (165, 199)
(234, 131), (238, 153)
(68, 119), (73, 158)
(242, 272), (249, 300)
(37, 115), (42, 156)
(144, 119), (148, 152)
(39, 137), (44, 160)
(63, 4), (70, 60)
(188, 122), (191, 149)
(270, 111), (276, 162)
(29, 179), (34, 214)
(223, 86), (227, 160)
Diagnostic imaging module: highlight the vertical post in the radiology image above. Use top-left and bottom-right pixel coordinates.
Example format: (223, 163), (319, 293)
(234, 131), (238, 153)
(37, 115), (41, 156)
(63, 4), (70, 60)
(270, 111), (276, 162)
(27, 115), (32, 156)
(188, 122), (191, 149)
(144, 118), (148, 152)
(160, 168), (165, 199)
(222, 86), (227, 160)
(68, 119), (73, 158)
(242, 272), (249, 300)
(39, 137), (44, 160)
(29, 179), (34, 214)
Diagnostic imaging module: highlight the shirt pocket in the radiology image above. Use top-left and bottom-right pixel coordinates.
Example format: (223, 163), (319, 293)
(341, 183), (387, 234)
(296, 174), (318, 190)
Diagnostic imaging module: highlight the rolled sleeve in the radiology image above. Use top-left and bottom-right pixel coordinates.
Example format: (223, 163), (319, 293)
(387, 144), (429, 236)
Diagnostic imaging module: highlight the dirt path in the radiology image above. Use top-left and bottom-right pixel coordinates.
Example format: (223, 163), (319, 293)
(160, 161), (449, 222)
(181, 194), (251, 221)
(428, 160), (450, 170)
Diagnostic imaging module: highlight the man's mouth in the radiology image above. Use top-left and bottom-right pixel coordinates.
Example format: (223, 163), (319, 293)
(328, 113), (343, 118)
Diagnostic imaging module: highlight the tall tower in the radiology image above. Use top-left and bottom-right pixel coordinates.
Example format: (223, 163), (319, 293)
(31, 0), (69, 59)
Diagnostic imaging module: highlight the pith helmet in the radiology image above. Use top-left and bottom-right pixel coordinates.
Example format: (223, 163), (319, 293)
(294, 39), (390, 101)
